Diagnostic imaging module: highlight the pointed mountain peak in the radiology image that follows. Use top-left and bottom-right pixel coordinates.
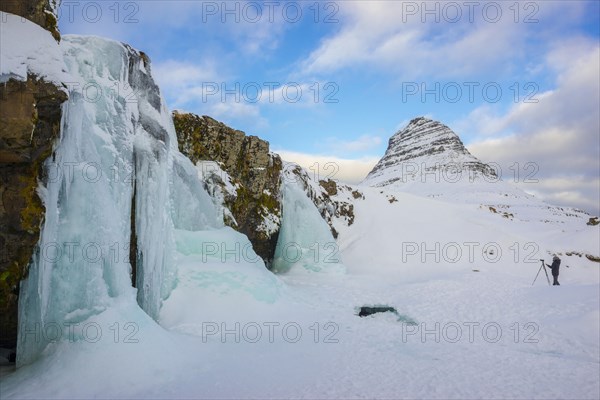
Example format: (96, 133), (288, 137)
(406, 116), (434, 126)
(363, 117), (497, 187)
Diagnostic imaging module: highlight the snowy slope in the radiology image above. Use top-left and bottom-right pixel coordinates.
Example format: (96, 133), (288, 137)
(3, 185), (599, 399)
(335, 186), (599, 279)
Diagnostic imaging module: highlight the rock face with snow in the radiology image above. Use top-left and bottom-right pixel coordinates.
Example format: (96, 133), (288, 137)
(0, 0), (61, 41)
(271, 164), (345, 274)
(0, 76), (67, 348)
(173, 112), (283, 266)
(364, 117), (497, 188)
(283, 165), (361, 239)
(0, 3), (66, 348)
(172, 111), (363, 266)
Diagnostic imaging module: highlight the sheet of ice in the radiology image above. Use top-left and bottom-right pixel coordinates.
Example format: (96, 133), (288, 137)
(272, 166), (345, 274)
(17, 36), (136, 365)
(170, 155), (222, 231)
(159, 227), (286, 334)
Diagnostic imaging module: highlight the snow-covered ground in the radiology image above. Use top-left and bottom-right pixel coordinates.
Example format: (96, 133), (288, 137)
(2, 186), (598, 399)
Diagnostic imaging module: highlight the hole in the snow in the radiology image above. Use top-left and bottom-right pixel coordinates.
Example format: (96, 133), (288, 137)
(356, 305), (418, 325)
(357, 305), (397, 317)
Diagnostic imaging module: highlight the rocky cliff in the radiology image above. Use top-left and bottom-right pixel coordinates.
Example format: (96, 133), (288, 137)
(172, 112), (364, 264)
(173, 112), (283, 266)
(0, 76), (67, 349)
(0, 2), (67, 348)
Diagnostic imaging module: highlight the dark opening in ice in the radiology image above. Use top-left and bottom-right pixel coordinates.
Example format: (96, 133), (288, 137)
(358, 306), (397, 317)
(356, 306), (418, 325)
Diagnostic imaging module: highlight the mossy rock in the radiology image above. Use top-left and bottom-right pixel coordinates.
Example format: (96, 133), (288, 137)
(172, 111), (283, 265)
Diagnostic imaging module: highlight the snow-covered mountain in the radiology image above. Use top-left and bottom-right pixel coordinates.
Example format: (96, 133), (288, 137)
(362, 116), (527, 205)
(364, 116), (497, 187)
(361, 117), (595, 227)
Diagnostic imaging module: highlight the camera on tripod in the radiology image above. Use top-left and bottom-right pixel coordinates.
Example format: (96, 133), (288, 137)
(532, 259), (551, 286)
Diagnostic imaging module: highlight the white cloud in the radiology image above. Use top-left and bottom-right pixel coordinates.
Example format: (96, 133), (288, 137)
(152, 59), (335, 131)
(257, 82), (325, 107)
(152, 60), (221, 96)
(464, 42), (600, 215)
(323, 135), (383, 155)
(298, 1), (512, 79)
(275, 150), (379, 184)
(297, 1), (589, 80)
(518, 177), (600, 214)
(152, 58), (271, 131)
(209, 101), (268, 129)
(144, 0), (292, 56)
(59, 1), (288, 57)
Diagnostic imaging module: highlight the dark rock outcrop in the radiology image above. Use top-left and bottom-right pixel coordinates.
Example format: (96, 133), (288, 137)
(357, 306), (397, 317)
(0, 75), (68, 348)
(172, 112), (282, 266)
(319, 179), (338, 196)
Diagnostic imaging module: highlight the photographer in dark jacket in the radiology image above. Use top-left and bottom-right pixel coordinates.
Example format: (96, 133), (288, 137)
(547, 255), (561, 285)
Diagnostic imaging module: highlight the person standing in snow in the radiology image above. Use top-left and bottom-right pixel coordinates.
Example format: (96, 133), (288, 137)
(546, 255), (561, 285)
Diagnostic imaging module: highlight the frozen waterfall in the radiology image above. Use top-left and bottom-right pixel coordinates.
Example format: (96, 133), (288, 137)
(11, 29), (334, 368)
(272, 167), (345, 274)
(16, 35), (218, 365)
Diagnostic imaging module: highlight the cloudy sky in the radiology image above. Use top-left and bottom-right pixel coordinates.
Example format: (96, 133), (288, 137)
(59, 0), (600, 214)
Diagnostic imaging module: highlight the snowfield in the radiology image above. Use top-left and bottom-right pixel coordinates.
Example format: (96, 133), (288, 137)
(2, 186), (598, 399)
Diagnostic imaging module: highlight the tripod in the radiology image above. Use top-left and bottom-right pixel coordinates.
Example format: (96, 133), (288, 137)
(532, 259), (551, 286)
